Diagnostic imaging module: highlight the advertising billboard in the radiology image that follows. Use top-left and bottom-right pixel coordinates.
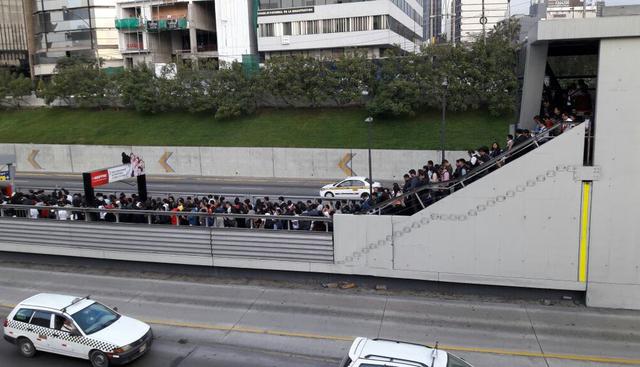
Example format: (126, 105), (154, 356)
(89, 154), (145, 188)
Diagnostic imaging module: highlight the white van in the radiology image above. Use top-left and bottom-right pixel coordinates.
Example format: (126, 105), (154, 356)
(3, 293), (152, 367)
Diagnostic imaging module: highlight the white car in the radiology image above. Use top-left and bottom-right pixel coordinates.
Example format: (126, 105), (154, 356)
(340, 337), (473, 367)
(320, 176), (382, 199)
(3, 293), (152, 367)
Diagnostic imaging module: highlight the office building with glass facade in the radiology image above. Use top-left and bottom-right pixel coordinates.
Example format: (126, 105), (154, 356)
(257, 0), (423, 59)
(29, 0), (121, 76)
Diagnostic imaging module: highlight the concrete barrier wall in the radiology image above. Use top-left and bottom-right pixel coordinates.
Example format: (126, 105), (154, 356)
(587, 38), (640, 310)
(0, 143), (466, 181)
(334, 127), (588, 291)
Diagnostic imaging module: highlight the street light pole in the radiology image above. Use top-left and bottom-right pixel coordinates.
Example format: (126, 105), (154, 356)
(365, 116), (374, 200)
(361, 89), (374, 201)
(440, 76), (448, 163)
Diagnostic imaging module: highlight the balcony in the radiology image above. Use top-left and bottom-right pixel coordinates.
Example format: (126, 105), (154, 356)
(146, 18), (188, 32)
(120, 42), (149, 53)
(115, 18), (143, 30)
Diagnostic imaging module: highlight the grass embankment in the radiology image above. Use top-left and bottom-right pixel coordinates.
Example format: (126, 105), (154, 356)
(0, 108), (510, 150)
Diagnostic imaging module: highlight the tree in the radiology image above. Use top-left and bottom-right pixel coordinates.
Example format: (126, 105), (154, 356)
(422, 43), (482, 113)
(260, 56), (331, 107)
(118, 63), (161, 113)
(367, 50), (426, 116)
(44, 56), (108, 107)
(325, 53), (374, 106)
(471, 17), (521, 116)
(172, 59), (217, 113)
(0, 69), (32, 108)
(209, 62), (258, 119)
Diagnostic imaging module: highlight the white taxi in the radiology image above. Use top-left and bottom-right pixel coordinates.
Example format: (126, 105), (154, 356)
(3, 293), (152, 367)
(340, 337), (473, 367)
(320, 176), (382, 199)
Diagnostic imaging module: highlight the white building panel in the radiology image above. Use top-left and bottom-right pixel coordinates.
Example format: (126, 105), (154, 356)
(215, 0), (252, 64)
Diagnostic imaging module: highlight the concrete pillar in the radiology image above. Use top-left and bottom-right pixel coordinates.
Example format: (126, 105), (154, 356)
(586, 38), (640, 310)
(188, 2), (198, 57)
(518, 42), (548, 130)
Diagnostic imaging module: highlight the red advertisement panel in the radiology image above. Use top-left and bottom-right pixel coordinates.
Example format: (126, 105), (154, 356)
(90, 170), (109, 188)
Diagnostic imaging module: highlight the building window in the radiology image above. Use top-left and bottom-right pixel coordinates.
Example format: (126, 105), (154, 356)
(259, 23), (275, 37)
(283, 22), (292, 35)
(259, 14), (416, 41)
(260, 15), (396, 38)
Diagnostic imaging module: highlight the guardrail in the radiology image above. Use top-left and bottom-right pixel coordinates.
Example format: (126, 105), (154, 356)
(0, 204), (333, 232)
(0, 217), (334, 263)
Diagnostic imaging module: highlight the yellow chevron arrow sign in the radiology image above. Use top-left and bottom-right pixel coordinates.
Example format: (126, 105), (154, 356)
(159, 151), (174, 173)
(27, 149), (43, 170)
(338, 153), (356, 176)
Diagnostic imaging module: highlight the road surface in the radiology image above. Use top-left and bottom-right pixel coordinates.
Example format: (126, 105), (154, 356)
(13, 173), (326, 199)
(0, 261), (639, 367)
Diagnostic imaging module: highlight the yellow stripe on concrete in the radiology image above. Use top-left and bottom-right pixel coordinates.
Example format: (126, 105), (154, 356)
(145, 319), (354, 342)
(2, 303), (639, 365)
(579, 181), (592, 282)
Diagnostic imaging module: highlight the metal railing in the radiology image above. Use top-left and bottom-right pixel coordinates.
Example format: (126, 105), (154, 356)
(0, 204), (333, 232)
(363, 123), (571, 216)
(11, 189), (354, 206)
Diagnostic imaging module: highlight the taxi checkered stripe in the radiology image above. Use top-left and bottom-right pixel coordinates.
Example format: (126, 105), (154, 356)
(7, 320), (117, 352)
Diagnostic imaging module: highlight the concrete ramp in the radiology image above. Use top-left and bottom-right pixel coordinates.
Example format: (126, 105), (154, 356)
(334, 126), (587, 291)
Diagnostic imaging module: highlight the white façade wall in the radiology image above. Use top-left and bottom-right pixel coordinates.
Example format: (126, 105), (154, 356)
(333, 126), (587, 290)
(587, 38), (640, 310)
(0, 143), (466, 181)
(257, 1), (421, 53)
(215, 0), (252, 63)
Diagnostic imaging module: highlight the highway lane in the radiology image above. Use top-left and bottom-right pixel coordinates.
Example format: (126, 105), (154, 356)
(13, 173), (328, 198)
(0, 322), (337, 367)
(0, 263), (639, 367)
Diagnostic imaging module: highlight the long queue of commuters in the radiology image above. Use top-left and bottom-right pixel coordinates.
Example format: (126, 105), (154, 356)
(362, 101), (588, 215)
(360, 129), (536, 215)
(0, 189), (370, 231)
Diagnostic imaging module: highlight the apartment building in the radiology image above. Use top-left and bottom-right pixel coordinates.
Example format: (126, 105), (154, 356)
(115, 0), (253, 68)
(0, 0), (29, 72)
(449, 0), (508, 43)
(257, 0), (424, 59)
(423, 0), (442, 43)
(544, 0), (598, 19)
(29, 0), (121, 77)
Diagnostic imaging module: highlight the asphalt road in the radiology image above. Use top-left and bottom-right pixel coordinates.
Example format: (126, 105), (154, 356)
(13, 173), (328, 199)
(0, 323), (336, 367)
(0, 262), (639, 367)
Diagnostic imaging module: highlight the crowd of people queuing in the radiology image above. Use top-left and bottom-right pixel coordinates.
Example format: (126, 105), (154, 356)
(0, 188), (372, 231)
(360, 129), (537, 215)
(361, 82), (591, 215)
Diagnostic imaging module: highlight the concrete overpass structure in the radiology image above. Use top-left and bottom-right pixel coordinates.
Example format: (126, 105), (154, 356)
(518, 15), (640, 309)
